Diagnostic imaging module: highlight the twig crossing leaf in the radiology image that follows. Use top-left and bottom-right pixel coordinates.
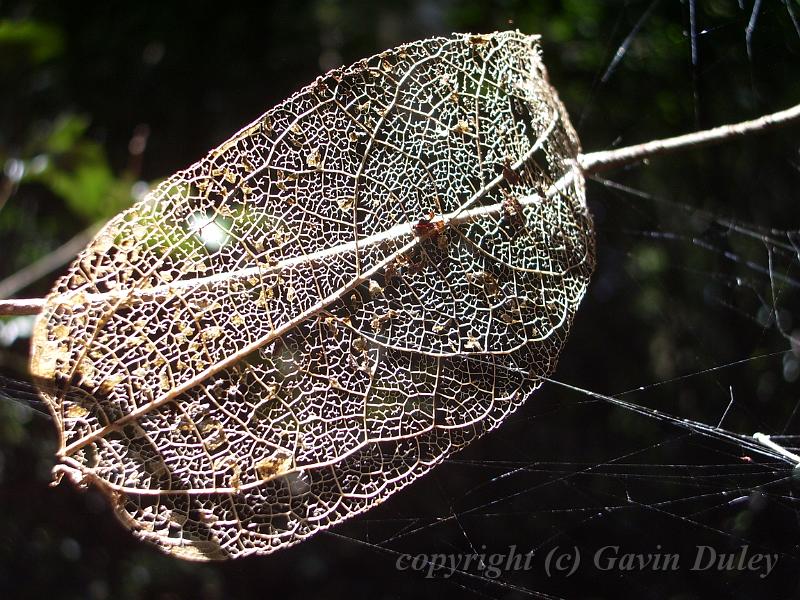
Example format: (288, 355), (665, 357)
(29, 30), (595, 560)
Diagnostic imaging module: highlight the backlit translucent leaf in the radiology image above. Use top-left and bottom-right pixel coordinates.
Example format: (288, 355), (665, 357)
(30, 30), (595, 560)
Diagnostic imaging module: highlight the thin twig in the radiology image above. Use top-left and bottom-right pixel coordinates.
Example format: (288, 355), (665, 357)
(2, 102), (799, 319)
(0, 298), (46, 316)
(578, 102), (800, 173)
(752, 432), (800, 467)
(0, 224), (99, 299)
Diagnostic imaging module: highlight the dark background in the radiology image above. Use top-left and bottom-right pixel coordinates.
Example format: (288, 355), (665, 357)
(1, 1), (800, 598)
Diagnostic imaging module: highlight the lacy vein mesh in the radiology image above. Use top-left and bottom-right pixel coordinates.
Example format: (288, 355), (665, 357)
(30, 30), (595, 560)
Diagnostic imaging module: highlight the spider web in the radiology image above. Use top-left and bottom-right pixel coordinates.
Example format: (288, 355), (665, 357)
(285, 6), (800, 599)
(333, 182), (800, 599)
(0, 2), (798, 599)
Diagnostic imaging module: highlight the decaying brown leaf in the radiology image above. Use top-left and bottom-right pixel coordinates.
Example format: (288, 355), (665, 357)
(30, 30), (595, 560)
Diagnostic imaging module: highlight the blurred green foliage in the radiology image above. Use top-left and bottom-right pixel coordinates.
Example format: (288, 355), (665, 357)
(0, 14), (142, 281)
(0, 17), (62, 65)
(20, 113), (134, 221)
